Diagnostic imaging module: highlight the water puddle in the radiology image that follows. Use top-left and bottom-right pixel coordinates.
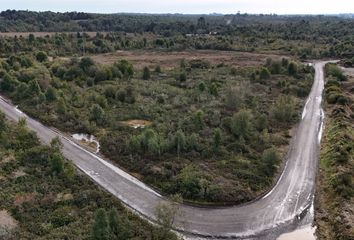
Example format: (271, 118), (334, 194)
(277, 224), (316, 240)
(72, 133), (100, 153)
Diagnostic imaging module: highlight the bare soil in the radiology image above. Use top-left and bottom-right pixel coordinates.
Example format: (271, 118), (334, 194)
(119, 119), (152, 128)
(0, 210), (18, 236)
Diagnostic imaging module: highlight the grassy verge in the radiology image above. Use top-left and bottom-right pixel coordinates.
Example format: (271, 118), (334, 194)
(315, 64), (354, 239)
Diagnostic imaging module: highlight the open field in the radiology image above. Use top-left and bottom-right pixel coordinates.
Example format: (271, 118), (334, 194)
(87, 50), (286, 69)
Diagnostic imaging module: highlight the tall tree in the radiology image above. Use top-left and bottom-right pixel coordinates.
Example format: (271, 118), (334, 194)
(142, 66), (150, 80)
(92, 208), (110, 240)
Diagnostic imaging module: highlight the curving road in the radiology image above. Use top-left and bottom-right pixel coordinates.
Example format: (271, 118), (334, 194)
(0, 62), (329, 239)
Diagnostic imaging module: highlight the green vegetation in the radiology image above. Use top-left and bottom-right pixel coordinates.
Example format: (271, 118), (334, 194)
(0, 11), (353, 59)
(0, 114), (178, 239)
(315, 65), (353, 240)
(0, 52), (313, 204)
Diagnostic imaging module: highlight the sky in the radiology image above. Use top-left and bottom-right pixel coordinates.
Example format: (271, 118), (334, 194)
(1, 0), (354, 14)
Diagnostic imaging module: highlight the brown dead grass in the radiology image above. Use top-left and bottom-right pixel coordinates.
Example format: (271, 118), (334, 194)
(89, 50), (284, 69)
(14, 193), (36, 206)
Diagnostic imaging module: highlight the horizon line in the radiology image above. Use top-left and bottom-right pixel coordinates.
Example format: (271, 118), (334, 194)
(1, 9), (354, 16)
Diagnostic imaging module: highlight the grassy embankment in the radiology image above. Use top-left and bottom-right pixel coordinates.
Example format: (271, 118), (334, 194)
(315, 63), (354, 240)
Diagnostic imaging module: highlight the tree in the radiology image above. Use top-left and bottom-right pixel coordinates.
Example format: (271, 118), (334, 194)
(287, 62), (298, 76)
(177, 165), (205, 198)
(198, 81), (206, 93)
(155, 198), (180, 239)
(45, 86), (57, 102)
(231, 110), (253, 139)
(50, 152), (64, 174)
(56, 98), (67, 115)
(92, 208), (110, 240)
(94, 67), (110, 83)
(213, 128), (222, 152)
(91, 104), (105, 125)
(174, 130), (186, 159)
(27, 79), (41, 96)
(36, 51), (48, 62)
(209, 83), (218, 97)
(262, 147), (280, 176)
(116, 60), (133, 78)
(270, 61), (282, 74)
(193, 110), (204, 130)
(50, 136), (63, 152)
(108, 208), (129, 240)
(0, 73), (17, 92)
(116, 89), (126, 102)
(142, 66), (150, 80)
(260, 67), (271, 80)
(0, 111), (6, 133)
(79, 57), (95, 72)
(179, 72), (186, 82)
(155, 65), (161, 73)
(272, 95), (295, 123)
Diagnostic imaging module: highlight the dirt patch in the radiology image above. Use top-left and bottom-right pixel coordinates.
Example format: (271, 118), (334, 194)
(11, 168), (26, 179)
(14, 193), (36, 207)
(0, 210), (18, 237)
(88, 50), (284, 69)
(119, 119), (152, 129)
(0, 154), (15, 164)
(343, 67), (354, 77)
(55, 193), (74, 203)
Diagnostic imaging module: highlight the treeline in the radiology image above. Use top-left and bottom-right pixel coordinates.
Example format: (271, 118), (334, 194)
(0, 10), (354, 58)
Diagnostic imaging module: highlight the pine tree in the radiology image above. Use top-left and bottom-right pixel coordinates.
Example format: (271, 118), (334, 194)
(92, 209), (109, 240)
(142, 66), (150, 80)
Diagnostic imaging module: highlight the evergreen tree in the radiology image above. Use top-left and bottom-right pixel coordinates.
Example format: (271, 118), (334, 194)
(175, 130), (186, 159)
(92, 208), (110, 240)
(142, 66), (150, 80)
(213, 128), (222, 151)
(260, 67), (271, 80)
(36, 51), (48, 62)
(50, 152), (64, 174)
(287, 62), (298, 76)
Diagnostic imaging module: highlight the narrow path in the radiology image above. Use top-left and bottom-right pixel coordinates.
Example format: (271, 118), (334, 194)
(0, 62), (329, 239)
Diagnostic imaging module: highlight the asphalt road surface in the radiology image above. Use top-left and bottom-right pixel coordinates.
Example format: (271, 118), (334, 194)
(0, 62), (329, 239)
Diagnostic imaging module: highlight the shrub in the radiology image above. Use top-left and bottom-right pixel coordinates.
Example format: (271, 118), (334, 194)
(260, 67), (271, 80)
(287, 62), (298, 76)
(231, 110), (253, 139)
(36, 51), (48, 62)
(179, 72), (186, 82)
(116, 89), (126, 102)
(262, 147), (280, 176)
(142, 66), (150, 80)
(271, 96), (295, 123)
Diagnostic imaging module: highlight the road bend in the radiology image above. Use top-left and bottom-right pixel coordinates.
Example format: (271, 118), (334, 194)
(0, 62), (329, 239)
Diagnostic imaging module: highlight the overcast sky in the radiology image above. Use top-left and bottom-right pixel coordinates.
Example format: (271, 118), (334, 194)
(1, 0), (354, 14)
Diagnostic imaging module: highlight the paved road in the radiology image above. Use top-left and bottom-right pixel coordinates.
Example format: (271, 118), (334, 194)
(0, 62), (328, 239)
